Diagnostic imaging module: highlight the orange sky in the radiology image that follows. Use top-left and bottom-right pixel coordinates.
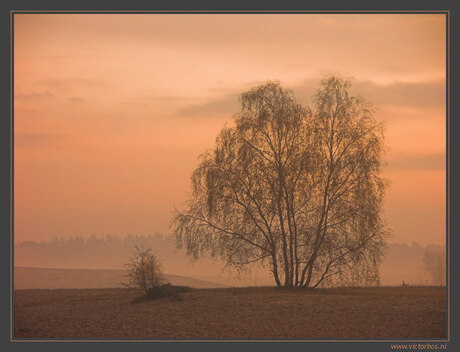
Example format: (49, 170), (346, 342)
(14, 14), (446, 245)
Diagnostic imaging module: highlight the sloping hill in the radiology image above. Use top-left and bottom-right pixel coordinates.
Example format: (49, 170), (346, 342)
(14, 266), (228, 290)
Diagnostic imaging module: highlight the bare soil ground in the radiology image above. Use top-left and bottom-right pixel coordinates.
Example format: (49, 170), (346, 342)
(13, 286), (446, 339)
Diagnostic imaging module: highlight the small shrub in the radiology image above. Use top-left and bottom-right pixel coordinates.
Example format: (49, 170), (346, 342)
(123, 245), (165, 295)
(123, 245), (193, 303)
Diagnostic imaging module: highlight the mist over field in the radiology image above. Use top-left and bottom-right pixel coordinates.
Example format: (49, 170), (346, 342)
(14, 234), (445, 288)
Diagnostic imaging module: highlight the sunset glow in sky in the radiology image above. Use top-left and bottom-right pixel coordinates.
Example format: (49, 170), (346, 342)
(14, 14), (446, 245)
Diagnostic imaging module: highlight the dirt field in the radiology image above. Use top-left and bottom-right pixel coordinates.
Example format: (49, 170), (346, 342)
(13, 286), (446, 339)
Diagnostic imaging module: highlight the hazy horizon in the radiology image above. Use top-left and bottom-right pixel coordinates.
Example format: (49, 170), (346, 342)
(14, 14), (446, 247)
(14, 234), (445, 287)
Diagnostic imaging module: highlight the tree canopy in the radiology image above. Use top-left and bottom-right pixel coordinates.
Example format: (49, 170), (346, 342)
(172, 76), (389, 288)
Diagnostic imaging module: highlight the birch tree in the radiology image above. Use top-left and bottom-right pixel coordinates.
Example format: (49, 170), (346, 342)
(172, 76), (389, 288)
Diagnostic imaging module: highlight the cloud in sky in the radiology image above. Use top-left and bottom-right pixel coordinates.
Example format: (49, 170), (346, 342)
(69, 97), (85, 102)
(15, 132), (87, 149)
(172, 77), (445, 119)
(38, 78), (110, 90)
(15, 90), (54, 100)
(293, 77), (445, 108)
(387, 153), (446, 171)
(352, 79), (445, 108)
(14, 14), (445, 93)
(175, 93), (240, 118)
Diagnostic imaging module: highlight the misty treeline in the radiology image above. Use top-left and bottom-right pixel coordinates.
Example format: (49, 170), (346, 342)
(15, 234), (178, 269)
(173, 76), (390, 289)
(15, 237), (445, 286)
(423, 247), (446, 287)
(380, 242), (446, 286)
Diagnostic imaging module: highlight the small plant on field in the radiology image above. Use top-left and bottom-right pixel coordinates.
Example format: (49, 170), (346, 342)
(123, 245), (165, 295)
(123, 245), (193, 302)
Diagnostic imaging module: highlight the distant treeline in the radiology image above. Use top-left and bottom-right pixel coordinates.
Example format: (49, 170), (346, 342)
(15, 234), (190, 271)
(15, 235), (445, 286)
(380, 242), (446, 285)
